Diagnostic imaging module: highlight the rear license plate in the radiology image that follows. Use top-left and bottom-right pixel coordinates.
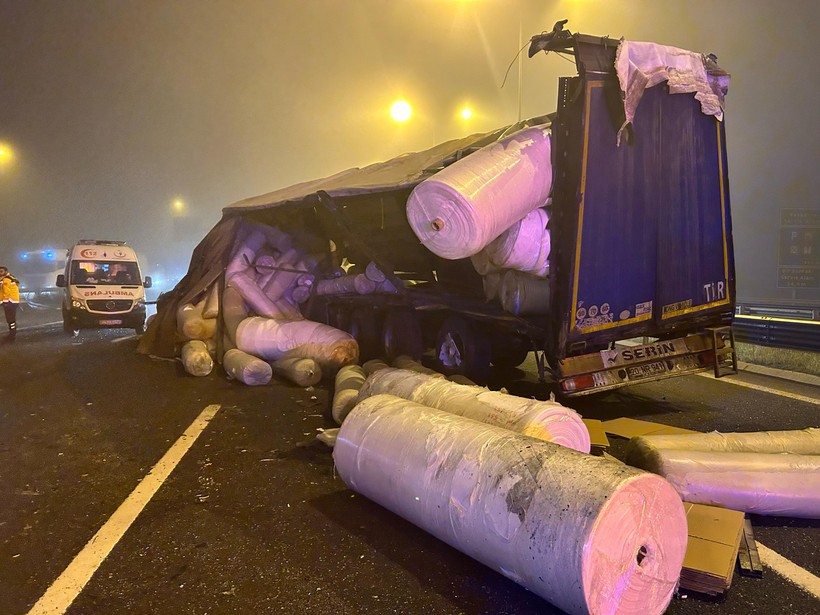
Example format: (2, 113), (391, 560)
(626, 361), (667, 380)
(100, 319), (123, 325)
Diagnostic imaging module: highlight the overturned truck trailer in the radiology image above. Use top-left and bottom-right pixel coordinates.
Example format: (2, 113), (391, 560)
(140, 30), (735, 397)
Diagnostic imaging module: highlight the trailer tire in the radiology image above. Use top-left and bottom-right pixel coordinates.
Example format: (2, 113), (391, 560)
(382, 309), (424, 361)
(348, 307), (383, 363)
(490, 335), (530, 368)
(435, 316), (490, 380)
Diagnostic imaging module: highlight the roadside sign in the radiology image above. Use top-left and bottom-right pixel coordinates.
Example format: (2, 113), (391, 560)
(778, 209), (819, 288)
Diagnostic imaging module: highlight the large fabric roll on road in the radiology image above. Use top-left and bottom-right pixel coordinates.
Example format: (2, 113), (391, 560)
(406, 126), (553, 259)
(334, 394), (687, 615)
(357, 367), (590, 453)
(626, 428), (820, 518)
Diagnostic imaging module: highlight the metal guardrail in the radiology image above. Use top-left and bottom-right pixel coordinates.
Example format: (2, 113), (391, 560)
(736, 301), (820, 321)
(733, 315), (820, 353)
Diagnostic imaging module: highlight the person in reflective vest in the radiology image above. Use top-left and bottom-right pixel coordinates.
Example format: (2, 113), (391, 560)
(0, 266), (20, 342)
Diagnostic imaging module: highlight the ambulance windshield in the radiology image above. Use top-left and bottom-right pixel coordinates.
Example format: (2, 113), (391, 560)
(70, 261), (140, 285)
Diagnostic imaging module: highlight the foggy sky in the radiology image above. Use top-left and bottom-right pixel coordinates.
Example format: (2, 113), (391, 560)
(0, 0), (818, 301)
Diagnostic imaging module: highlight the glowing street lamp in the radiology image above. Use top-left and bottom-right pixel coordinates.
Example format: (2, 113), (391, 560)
(0, 142), (15, 170)
(171, 198), (186, 216)
(390, 100), (413, 123)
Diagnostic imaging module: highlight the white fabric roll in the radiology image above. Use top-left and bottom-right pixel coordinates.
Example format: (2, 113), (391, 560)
(223, 348), (272, 386)
(406, 126), (553, 259)
(226, 229), (267, 279)
(358, 368), (590, 453)
(483, 207), (550, 277)
(235, 316), (358, 371)
(470, 250), (501, 276)
(334, 395), (687, 615)
(627, 448), (820, 518)
(262, 247), (300, 301)
(315, 274), (377, 296)
(228, 270), (280, 318)
(290, 285), (312, 304)
(500, 270), (550, 315)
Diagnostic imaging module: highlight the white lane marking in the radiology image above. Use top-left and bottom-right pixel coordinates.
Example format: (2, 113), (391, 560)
(696, 372), (819, 405)
(111, 334), (137, 344)
(757, 542), (820, 600)
(27, 404), (222, 615)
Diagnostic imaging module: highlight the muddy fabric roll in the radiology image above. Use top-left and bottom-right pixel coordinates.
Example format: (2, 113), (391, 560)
(406, 126), (553, 259)
(222, 285), (248, 345)
(358, 368), (590, 453)
(177, 301), (217, 341)
(236, 316), (358, 372)
(334, 395), (687, 615)
(181, 340), (213, 377)
(332, 364), (367, 425)
(270, 357), (322, 387)
(626, 428), (820, 460)
(201, 283), (220, 319)
(223, 348), (272, 386)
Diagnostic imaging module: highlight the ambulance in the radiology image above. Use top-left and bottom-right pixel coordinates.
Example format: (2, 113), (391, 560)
(56, 240), (152, 335)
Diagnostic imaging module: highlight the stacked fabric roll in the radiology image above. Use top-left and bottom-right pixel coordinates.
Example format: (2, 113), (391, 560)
(499, 269), (551, 316)
(479, 207), (550, 277)
(334, 394), (687, 615)
(357, 367), (590, 453)
(173, 220), (359, 383)
(406, 126), (553, 260)
(625, 428), (820, 518)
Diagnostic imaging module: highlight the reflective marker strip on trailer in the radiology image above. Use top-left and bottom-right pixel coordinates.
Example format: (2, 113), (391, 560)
(26, 404), (222, 615)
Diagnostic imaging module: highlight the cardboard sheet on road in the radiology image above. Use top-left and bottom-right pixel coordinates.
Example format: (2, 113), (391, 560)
(601, 417), (698, 439)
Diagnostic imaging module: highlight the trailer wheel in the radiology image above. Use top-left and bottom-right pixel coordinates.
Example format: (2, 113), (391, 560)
(491, 335), (530, 368)
(382, 309), (424, 361)
(348, 307), (383, 363)
(435, 316), (490, 380)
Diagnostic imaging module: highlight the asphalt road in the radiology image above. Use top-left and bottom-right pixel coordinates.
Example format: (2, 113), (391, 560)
(0, 310), (818, 615)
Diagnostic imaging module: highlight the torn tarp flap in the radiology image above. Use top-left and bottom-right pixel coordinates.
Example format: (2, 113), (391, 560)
(614, 39), (731, 143)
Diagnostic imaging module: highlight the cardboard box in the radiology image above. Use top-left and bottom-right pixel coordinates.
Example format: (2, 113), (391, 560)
(680, 502), (745, 595)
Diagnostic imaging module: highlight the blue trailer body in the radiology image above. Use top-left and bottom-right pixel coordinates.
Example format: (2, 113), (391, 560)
(542, 34), (735, 393)
(556, 83), (733, 350)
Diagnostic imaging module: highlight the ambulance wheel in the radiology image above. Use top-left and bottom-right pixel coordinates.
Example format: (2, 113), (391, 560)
(62, 311), (79, 336)
(434, 316), (490, 380)
(382, 308), (423, 361)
